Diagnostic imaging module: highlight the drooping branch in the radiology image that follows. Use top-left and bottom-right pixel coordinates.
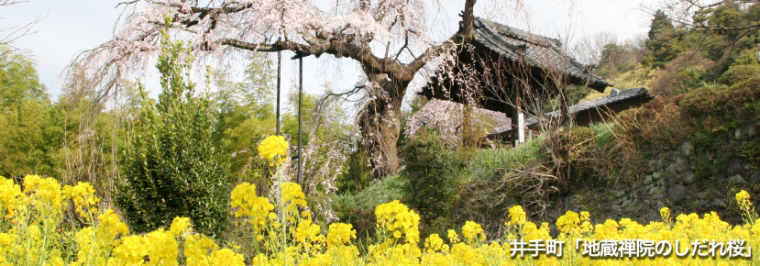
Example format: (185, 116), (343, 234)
(69, 0), (483, 109)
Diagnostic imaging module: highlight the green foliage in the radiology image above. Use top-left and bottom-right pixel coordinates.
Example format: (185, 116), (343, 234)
(719, 62), (760, 85)
(400, 129), (460, 221)
(446, 138), (543, 235)
(648, 10), (674, 41)
(736, 140), (760, 166)
(645, 10), (681, 68)
(650, 51), (715, 96)
(680, 69), (760, 118)
(334, 174), (408, 213)
(690, 130), (729, 180)
(332, 174), (407, 234)
(469, 137), (543, 173)
(211, 53), (276, 150)
(117, 29), (231, 237)
(565, 85), (591, 106)
(338, 145), (373, 192)
(596, 43), (641, 80)
(210, 53), (277, 183)
(281, 93), (317, 147)
(643, 4), (760, 74)
(543, 85), (592, 113)
(590, 122), (615, 148)
(0, 45), (55, 178)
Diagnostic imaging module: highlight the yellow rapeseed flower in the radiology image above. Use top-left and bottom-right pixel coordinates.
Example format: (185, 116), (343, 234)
(230, 182), (274, 229)
(424, 234), (444, 252)
(507, 205), (527, 226)
(326, 223), (356, 247)
(23, 175), (64, 216)
(209, 248), (245, 266)
(660, 207), (671, 222)
(737, 190), (751, 203)
(169, 217), (191, 237)
(461, 221), (486, 242)
(63, 182), (100, 220)
(447, 229), (459, 244)
(258, 135), (289, 166)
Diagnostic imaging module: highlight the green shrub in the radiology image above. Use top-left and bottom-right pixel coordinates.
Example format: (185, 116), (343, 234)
(690, 130), (729, 180)
(679, 65), (760, 118)
(117, 29), (230, 237)
(736, 140), (760, 166)
(401, 129), (460, 221)
(338, 145), (373, 192)
(590, 122), (616, 148)
(449, 137), (542, 235)
(468, 137), (543, 178)
(649, 51), (714, 97)
(336, 174), (408, 212)
(332, 174), (407, 235)
(719, 64), (760, 85)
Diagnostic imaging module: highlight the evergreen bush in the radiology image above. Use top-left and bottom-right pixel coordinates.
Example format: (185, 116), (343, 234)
(401, 129), (459, 221)
(116, 26), (231, 237)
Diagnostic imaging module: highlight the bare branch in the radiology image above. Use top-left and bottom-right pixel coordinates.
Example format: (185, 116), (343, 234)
(0, 4), (46, 46)
(0, 0), (25, 6)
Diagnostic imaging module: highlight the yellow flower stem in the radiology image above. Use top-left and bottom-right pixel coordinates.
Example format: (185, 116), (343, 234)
(276, 163), (287, 266)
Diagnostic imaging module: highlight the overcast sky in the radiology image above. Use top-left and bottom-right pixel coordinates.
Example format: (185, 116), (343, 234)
(4, 0), (660, 103)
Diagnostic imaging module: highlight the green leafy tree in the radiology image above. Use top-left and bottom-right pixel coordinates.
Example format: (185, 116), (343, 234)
(0, 45), (55, 178)
(596, 43), (639, 80)
(210, 53), (277, 183)
(645, 10), (682, 68)
(648, 10), (674, 41)
(117, 27), (230, 236)
(211, 53), (276, 148)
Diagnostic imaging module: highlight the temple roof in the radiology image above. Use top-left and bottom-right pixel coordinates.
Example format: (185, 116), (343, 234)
(471, 18), (613, 91)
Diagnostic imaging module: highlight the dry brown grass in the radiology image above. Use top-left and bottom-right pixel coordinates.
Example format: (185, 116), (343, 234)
(616, 97), (694, 148)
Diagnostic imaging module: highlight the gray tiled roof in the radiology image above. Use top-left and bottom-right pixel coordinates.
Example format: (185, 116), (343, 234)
(472, 18), (613, 91)
(524, 87), (654, 127)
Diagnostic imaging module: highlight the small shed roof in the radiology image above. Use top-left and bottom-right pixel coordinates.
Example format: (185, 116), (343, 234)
(471, 18), (613, 91)
(524, 87), (654, 127)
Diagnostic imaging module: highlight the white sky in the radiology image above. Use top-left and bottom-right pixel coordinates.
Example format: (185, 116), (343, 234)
(4, 0), (660, 103)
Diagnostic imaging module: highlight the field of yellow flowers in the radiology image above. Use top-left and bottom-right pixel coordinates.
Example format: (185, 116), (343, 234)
(1, 135), (759, 265)
(2, 174), (760, 265)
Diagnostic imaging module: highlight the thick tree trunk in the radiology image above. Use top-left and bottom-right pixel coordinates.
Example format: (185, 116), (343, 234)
(358, 75), (406, 179)
(360, 107), (401, 179)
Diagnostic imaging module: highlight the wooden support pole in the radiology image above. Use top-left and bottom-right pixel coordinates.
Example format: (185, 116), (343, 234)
(513, 96), (525, 147)
(297, 57), (303, 186)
